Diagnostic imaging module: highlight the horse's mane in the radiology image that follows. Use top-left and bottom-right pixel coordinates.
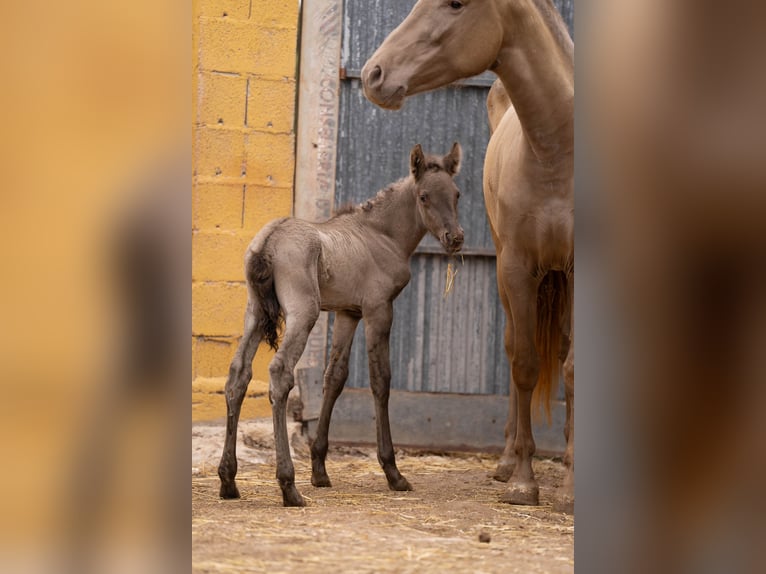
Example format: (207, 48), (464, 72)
(532, 0), (573, 61)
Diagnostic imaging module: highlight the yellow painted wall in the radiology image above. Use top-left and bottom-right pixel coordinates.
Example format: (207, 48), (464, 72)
(192, 0), (299, 420)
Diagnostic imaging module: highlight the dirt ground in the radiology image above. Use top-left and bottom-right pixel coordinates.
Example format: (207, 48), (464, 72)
(192, 420), (573, 573)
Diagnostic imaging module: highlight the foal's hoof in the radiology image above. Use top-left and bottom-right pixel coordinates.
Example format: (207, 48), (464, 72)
(500, 481), (539, 506)
(492, 461), (514, 483)
(281, 484), (306, 507)
(311, 472), (332, 488)
(388, 475), (413, 492)
(219, 482), (241, 500)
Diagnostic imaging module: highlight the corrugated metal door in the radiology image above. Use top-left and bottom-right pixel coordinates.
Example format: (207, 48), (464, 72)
(308, 0), (574, 452)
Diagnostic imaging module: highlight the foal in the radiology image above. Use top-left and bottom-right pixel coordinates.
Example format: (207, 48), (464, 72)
(218, 143), (464, 506)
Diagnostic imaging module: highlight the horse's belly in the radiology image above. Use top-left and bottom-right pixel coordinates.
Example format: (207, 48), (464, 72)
(524, 208), (574, 270)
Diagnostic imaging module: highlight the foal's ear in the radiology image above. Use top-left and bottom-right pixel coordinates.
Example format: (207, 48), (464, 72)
(410, 144), (426, 181)
(443, 141), (462, 176)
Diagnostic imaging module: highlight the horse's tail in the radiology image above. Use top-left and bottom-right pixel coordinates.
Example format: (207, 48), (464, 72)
(245, 219), (288, 351)
(533, 270), (568, 424)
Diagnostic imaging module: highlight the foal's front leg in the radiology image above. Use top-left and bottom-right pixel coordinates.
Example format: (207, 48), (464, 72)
(365, 303), (412, 492)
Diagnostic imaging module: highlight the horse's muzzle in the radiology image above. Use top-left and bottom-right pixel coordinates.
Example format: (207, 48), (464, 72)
(361, 63), (407, 110)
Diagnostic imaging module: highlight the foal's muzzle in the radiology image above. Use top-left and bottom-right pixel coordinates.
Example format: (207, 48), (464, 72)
(441, 228), (464, 254)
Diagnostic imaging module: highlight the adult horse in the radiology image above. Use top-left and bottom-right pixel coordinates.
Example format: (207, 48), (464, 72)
(362, 0), (574, 510)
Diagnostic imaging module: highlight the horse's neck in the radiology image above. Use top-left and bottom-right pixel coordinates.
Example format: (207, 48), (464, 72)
(363, 180), (426, 257)
(495, 0), (574, 162)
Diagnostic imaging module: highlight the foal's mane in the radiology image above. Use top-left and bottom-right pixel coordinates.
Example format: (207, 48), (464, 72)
(331, 178), (408, 218)
(330, 153), (448, 218)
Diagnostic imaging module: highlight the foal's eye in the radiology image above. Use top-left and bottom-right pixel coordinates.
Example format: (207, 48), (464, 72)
(456, 191), (461, 199)
(449, 0), (464, 10)
(419, 194), (428, 203)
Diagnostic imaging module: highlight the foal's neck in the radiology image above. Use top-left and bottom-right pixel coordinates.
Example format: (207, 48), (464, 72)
(361, 178), (426, 257)
(495, 0), (574, 163)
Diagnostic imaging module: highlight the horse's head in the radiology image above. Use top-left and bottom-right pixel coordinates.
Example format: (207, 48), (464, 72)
(410, 142), (464, 254)
(362, 0), (504, 109)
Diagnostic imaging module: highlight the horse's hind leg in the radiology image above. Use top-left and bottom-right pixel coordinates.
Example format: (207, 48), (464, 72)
(311, 311), (360, 487)
(554, 274), (574, 514)
(218, 305), (263, 499)
(270, 289), (320, 506)
(365, 302), (412, 492)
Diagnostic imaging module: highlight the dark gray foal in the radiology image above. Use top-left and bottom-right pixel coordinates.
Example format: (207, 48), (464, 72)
(218, 143), (464, 506)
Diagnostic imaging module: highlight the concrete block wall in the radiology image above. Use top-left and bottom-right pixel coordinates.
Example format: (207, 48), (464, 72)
(192, 0), (299, 420)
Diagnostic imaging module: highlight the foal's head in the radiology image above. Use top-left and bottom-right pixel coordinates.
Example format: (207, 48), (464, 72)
(410, 142), (464, 254)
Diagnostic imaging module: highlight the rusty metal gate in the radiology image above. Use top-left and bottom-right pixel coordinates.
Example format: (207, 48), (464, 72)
(296, 0), (574, 454)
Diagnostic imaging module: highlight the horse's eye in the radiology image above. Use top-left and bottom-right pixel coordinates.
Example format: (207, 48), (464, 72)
(456, 191), (461, 199)
(419, 194), (428, 203)
(449, 1), (464, 10)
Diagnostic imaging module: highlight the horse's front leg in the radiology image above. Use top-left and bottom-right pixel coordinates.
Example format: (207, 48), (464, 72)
(311, 311), (361, 487)
(364, 302), (412, 492)
(500, 268), (541, 506)
(495, 309), (517, 482)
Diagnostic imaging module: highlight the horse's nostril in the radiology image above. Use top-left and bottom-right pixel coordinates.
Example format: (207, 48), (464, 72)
(368, 65), (383, 86)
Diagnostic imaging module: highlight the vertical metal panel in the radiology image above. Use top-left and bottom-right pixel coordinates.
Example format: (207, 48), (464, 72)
(330, 255), (511, 395)
(331, 0), (573, 399)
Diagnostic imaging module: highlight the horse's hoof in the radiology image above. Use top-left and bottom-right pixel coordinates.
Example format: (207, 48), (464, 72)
(492, 461), (514, 483)
(311, 473), (332, 488)
(552, 494), (574, 515)
(388, 475), (413, 492)
(281, 484), (306, 507)
(552, 485), (574, 514)
(500, 481), (539, 506)
(219, 482), (241, 500)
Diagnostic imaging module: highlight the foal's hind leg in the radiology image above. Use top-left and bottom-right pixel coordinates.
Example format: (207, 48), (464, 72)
(270, 292), (320, 506)
(365, 302), (412, 492)
(218, 306), (263, 499)
(311, 311), (360, 487)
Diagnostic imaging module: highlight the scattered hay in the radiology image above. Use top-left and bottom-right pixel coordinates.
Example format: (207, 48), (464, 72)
(193, 436), (573, 573)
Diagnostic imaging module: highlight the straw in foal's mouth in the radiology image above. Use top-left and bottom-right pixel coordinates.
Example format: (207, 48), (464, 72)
(443, 254), (464, 299)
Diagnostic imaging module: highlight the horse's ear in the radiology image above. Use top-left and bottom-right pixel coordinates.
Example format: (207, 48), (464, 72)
(410, 144), (425, 181)
(444, 142), (462, 176)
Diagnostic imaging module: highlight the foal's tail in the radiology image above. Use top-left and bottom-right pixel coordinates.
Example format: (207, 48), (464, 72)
(246, 251), (282, 351)
(534, 271), (569, 424)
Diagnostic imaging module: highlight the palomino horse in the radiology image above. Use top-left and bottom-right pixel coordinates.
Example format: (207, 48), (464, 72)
(362, 0), (574, 510)
(218, 143), (464, 506)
